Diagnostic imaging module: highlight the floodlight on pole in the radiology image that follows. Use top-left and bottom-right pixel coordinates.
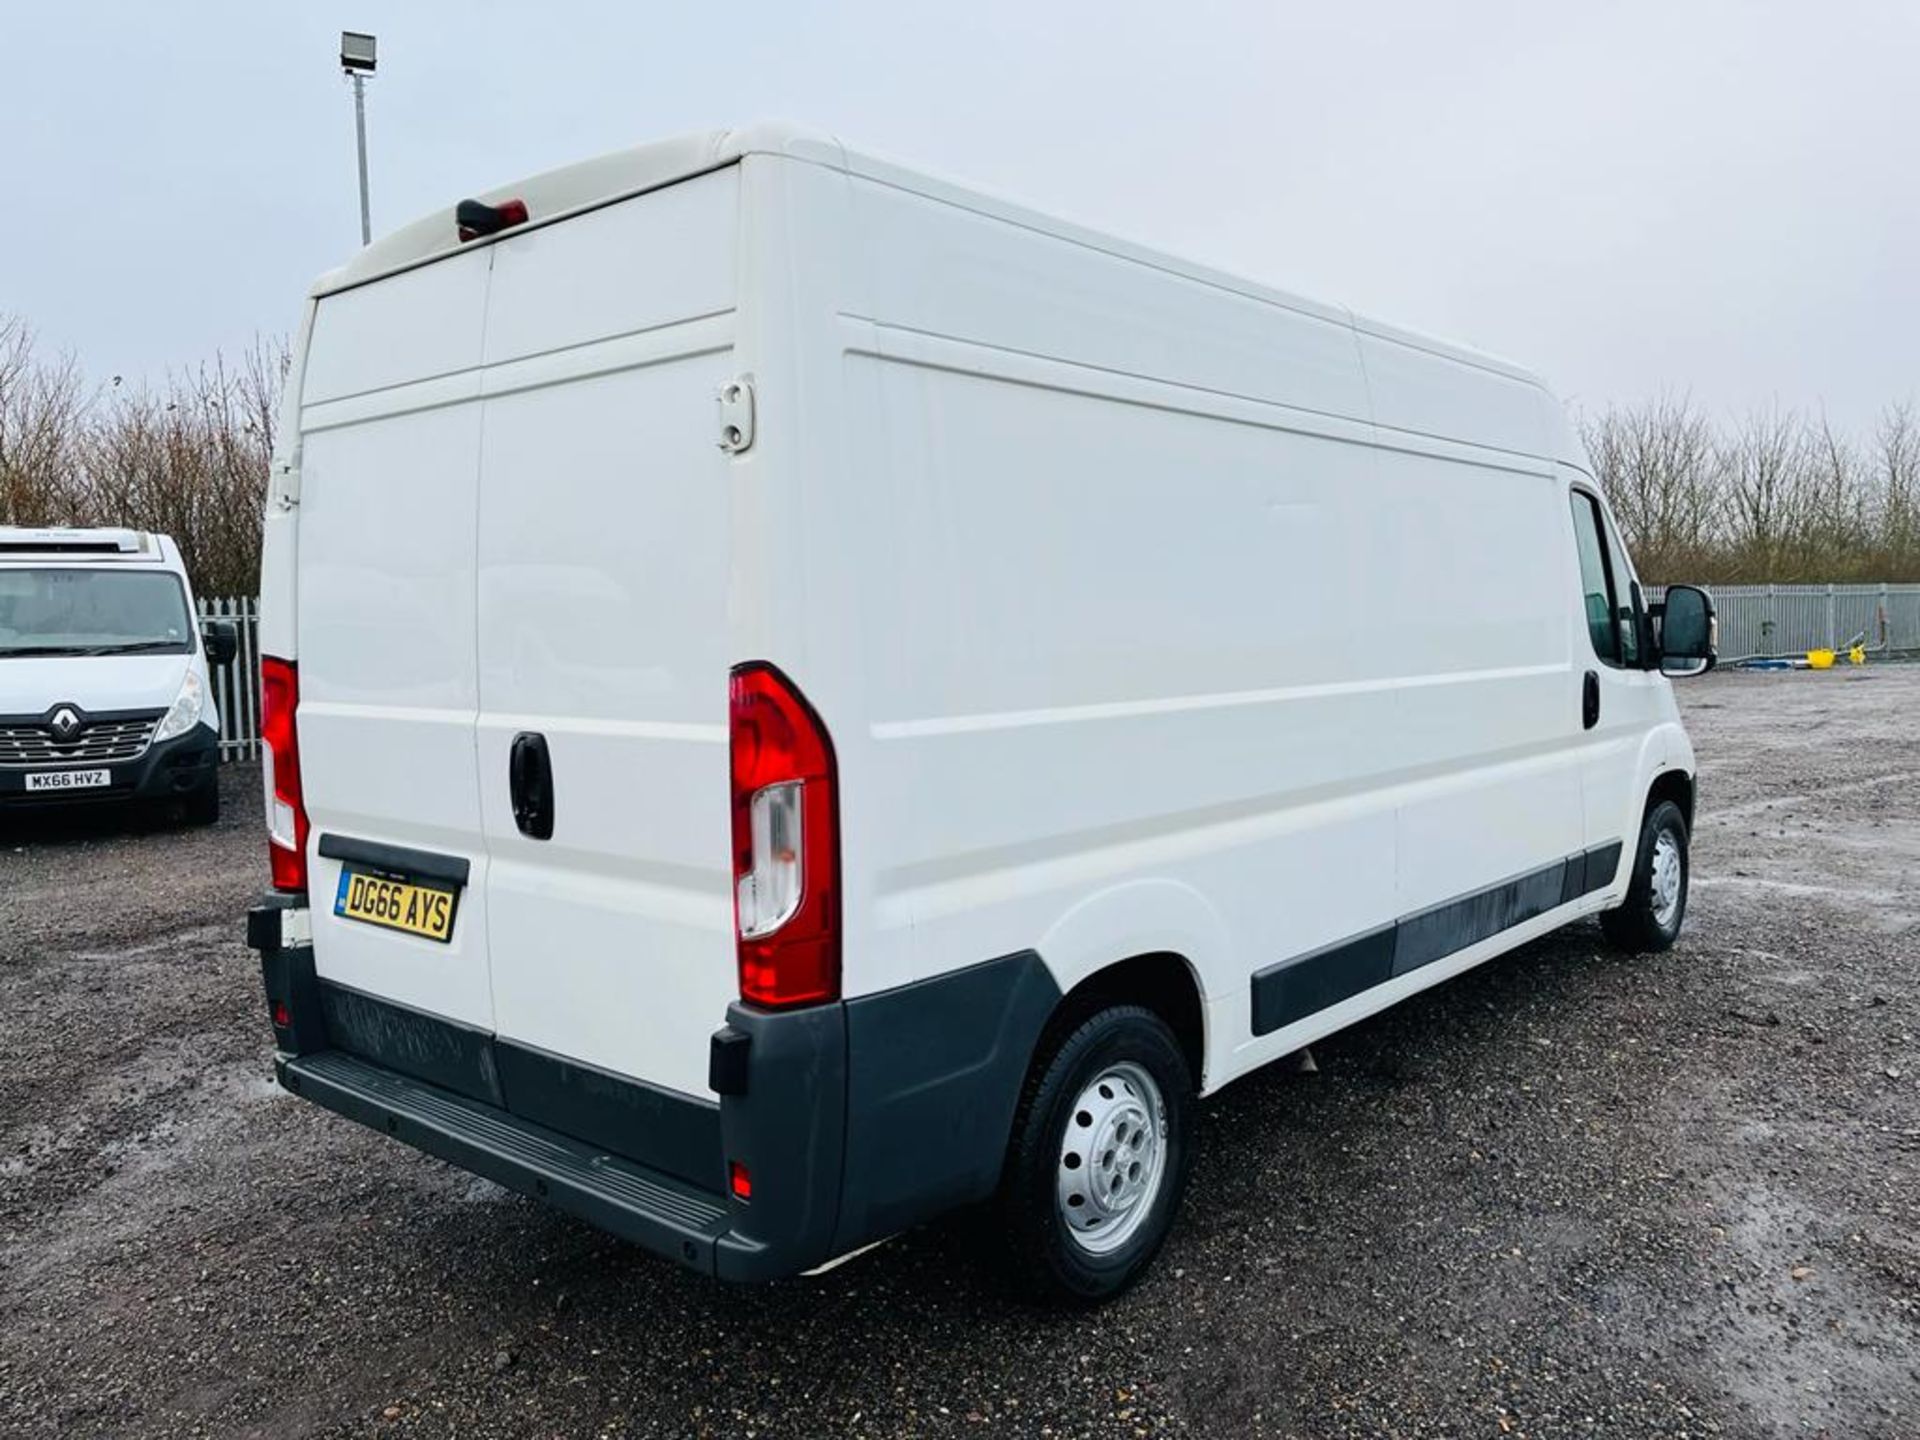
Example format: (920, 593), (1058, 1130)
(340, 31), (377, 246)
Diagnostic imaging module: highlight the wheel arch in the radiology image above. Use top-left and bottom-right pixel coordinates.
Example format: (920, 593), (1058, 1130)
(1046, 951), (1207, 1092)
(1034, 878), (1228, 1088)
(1645, 766), (1696, 834)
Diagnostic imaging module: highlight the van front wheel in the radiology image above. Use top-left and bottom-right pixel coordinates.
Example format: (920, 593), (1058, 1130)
(997, 1004), (1192, 1304)
(1601, 799), (1689, 953)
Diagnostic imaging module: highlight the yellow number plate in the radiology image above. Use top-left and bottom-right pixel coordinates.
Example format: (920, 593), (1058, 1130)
(333, 868), (459, 943)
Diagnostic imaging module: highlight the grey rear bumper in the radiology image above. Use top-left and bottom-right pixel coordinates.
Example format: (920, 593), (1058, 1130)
(250, 896), (1060, 1282)
(277, 1047), (735, 1270)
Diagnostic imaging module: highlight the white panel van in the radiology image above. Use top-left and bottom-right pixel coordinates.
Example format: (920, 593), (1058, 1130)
(1, 527), (235, 823)
(248, 124), (1718, 1302)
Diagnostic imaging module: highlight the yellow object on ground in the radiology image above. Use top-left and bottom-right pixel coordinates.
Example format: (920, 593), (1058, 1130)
(1849, 645), (1866, 665)
(1807, 649), (1835, 668)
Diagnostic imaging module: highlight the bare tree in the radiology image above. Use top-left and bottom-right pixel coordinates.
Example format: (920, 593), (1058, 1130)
(1, 313), (286, 594)
(1870, 402), (1920, 580)
(1794, 413), (1873, 579)
(76, 337), (287, 595)
(0, 318), (89, 526)
(1717, 408), (1822, 581)
(1580, 394), (1722, 580)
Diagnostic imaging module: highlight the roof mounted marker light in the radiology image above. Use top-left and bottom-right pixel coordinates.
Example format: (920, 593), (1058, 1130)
(456, 197), (529, 242)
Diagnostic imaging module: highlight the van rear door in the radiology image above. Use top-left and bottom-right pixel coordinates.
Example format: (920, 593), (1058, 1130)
(296, 249), (497, 1029)
(474, 169), (742, 1101)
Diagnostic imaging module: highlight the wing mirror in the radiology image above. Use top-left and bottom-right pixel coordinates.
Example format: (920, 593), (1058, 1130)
(202, 619), (238, 667)
(1654, 585), (1715, 677)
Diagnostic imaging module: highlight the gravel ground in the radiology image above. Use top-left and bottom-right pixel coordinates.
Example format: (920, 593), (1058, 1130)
(1, 669), (1916, 1439)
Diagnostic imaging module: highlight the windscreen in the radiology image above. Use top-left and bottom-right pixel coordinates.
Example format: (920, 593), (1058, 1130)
(0, 568), (193, 657)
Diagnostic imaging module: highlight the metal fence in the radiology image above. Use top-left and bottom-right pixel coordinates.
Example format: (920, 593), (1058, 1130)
(1643, 583), (1920, 664)
(191, 582), (1920, 762)
(195, 596), (261, 761)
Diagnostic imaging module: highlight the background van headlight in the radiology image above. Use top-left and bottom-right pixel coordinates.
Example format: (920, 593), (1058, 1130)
(154, 669), (209, 742)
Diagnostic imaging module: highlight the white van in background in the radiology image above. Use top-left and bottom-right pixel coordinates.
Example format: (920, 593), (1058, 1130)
(0, 527), (234, 824)
(247, 123), (1718, 1302)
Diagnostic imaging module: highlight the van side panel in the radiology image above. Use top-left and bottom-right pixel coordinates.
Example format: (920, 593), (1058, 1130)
(815, 175), (1590, 1094)
(474, 169), (740, 1101)
(1353, 328), (1552, 458)
(805, 177), (1392, 1046)
(846, 351), (1401, 1015)
(1362, 425), (1584, 917)
(842, 178), (1368, 421)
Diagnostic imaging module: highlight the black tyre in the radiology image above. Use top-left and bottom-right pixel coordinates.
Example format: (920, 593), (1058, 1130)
(997, 1004), (1193, 1304)
(1600, 799), (1689, 952)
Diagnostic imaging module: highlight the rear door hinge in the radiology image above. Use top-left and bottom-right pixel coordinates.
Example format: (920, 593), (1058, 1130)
(716, 377), (755, 454)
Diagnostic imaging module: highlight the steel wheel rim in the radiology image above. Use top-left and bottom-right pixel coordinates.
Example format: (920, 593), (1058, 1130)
(1650, 829), (1683, 929)
(1056, 1060), (1168, 1255)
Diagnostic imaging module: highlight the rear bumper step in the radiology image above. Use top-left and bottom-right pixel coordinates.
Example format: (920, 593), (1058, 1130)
(279, 1048), (730, 1273)
(252, 902), (1063, 1282)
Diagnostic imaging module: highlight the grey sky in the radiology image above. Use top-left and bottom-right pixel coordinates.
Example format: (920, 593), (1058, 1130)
(6, 1), (1915, 433)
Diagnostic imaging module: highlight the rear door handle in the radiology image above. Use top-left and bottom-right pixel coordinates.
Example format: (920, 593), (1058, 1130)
(508, 732), (554, 839)
(1582, 671), (1600, 730)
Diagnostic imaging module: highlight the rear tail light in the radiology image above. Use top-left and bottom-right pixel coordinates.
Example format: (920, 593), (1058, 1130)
(729, 663), (839, 1007)
(729, 1160), (753, 1201)
(260, 656), (309, 892)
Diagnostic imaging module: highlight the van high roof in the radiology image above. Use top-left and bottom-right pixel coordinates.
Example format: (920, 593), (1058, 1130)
(313, 121), (1537, 388)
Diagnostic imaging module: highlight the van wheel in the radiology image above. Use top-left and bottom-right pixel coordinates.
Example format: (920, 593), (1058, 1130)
(997, 1004), (1192, 1304)
(1601, 799), (1689, 953)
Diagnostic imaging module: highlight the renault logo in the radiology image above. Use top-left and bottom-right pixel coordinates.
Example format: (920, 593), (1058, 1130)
(49, 707), (82, 742)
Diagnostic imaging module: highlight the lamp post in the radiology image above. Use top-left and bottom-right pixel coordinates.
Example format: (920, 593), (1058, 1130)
(340, 31), (377, 245)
